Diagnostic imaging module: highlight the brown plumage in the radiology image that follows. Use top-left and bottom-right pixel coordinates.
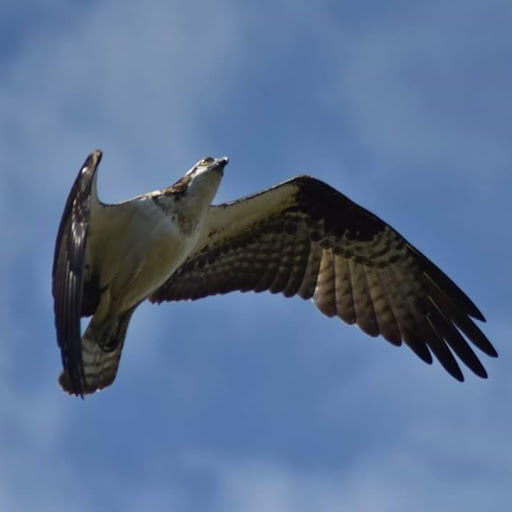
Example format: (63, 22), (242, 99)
(53, 151), (497, 397)
(151, 176), (496, 382)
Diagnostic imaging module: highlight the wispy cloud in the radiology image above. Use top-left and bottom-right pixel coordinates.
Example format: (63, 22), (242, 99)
(0, 1), (510, 511)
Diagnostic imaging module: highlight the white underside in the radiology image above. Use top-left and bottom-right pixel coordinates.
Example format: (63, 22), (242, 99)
(84, 168), (298, 324)
(86, 196), (203, 322)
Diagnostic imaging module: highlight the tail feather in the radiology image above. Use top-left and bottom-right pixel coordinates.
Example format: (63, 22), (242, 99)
(59, 307), (135, 395)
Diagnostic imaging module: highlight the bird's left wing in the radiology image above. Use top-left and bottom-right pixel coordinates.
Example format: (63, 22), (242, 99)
(150, 175), (496, 381)
(52, 150), (102, 397)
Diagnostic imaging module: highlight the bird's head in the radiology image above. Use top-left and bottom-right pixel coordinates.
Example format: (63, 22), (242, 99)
(185, 156), (228, 180)
(181, 156), (228, 198)
(165, 156), (229, 208)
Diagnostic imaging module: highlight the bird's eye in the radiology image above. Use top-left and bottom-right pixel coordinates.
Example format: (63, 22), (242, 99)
(198, 158), (210, 167)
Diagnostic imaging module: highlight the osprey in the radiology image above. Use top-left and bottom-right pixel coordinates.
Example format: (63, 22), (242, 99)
(53, 150), (497, 396)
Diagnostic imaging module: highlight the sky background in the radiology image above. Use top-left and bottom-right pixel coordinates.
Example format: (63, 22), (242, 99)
(1, 1), (511, 510)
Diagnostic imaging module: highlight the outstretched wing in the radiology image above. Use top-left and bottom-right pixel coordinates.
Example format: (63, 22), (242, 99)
(151, 175), (497, 381)
(52, 150), (102, 397)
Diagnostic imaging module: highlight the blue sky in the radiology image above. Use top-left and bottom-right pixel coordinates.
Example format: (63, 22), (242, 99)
(1, 1), (511, 510)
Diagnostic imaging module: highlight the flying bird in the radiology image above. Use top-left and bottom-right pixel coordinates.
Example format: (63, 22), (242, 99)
(52, 150), (497, 396)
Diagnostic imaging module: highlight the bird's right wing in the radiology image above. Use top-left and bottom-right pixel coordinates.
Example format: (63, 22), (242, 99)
(52, 150), (102, 397)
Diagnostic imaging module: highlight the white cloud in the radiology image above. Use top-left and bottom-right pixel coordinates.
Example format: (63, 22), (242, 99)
(177, 442), (512, 512)
(0, 1), (510, 511)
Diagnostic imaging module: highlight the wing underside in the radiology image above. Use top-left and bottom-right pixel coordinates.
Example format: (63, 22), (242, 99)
(151, 176), (497, 381)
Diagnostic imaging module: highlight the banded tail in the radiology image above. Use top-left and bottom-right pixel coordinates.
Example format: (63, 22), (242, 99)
(59, 307), (136, 395)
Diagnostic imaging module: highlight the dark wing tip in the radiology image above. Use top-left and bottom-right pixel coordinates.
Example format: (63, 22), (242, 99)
(486, 345), (499, 359)
(470, 308), (486, 323)
(88, 149), (103, 166)
(452, 370), (465, 383)
(58, 371), (85, 398)
(408, 243), (487, 323)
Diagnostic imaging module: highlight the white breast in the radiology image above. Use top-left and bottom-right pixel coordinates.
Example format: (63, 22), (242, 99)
(87, 196), (203, 314)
